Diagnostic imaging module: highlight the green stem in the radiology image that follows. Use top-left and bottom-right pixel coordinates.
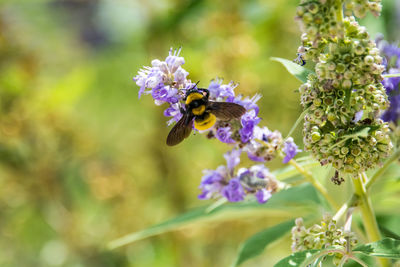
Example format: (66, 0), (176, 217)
(382, 73), (400, 78)
(365, 149), (400, 190)
(285, 108), (309, 140)
(335, 0), (344, 25)
(333, 200), (349, 222)
(352, 173), (389, 267)
(287, 159), (339, 209)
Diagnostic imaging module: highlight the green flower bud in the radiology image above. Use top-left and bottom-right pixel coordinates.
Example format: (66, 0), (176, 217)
(364, 55), (374, 65)
(342, 79), (352, 89)
(351, 147), (361, 156)
(327, 112), (337, 122)
(340, 147), (349, 155)
(336, 63), (346, 73)
(308, 3), (319, 14)
(312, 132), (321, 142)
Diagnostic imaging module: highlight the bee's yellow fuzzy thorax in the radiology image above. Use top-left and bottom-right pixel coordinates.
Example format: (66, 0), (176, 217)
(185, 92), (203, 105)
(194, 113), (216, 131)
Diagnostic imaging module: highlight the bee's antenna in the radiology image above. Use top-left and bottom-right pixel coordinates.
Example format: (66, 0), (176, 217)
(192, 81), (200, 89)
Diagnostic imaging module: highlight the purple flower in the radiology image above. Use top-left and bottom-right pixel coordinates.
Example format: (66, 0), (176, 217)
(377, 39), (400, 124)
(382, 95), (400, 124)
(239, 110), (261, 143)
(134, 48), (190, 103)
(244, 126), (283, 162)
(382, 43), (400, 60)
(382, 69), (400, 93)
(224, 149), (241, 171)
(164, 103), (183, 125)
(134, 67), (164, 98)
(282, 137), (300, 163)
(208, 79), (237, 101)
(249, 164), (272, 179)
(255, 189), (272, 204)
(221, 178), (245, 202)
(233, 94), (261, 115)
(151, 84), (180, 105)
(216, 126), (236, 144)
(198, 166), (226, 200)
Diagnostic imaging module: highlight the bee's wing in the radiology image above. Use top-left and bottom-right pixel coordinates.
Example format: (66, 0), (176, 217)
(207, 102), (246, 120)
(166, 114), (193, 146)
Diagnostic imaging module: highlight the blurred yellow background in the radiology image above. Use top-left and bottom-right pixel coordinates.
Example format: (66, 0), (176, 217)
(0, 0), (399, 266)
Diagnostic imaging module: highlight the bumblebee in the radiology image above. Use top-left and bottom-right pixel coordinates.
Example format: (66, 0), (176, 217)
(166, 88), (246, 146)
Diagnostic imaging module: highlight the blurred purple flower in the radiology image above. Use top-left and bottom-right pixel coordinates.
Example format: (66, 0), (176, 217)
(224, 149), (241, 171)
(239, 110), (261, 143)
(255, 189), (272, 204)
(282, 137), (300, 163)
(198, 167), (226, 200)
(377, 38), (400, 124)
(221, 178), (245, 202)
(216, 126), (236, 144)
(382, 95), (400, 124)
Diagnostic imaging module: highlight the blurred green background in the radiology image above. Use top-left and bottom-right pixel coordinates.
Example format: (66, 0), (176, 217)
(0, 0), (399, 266)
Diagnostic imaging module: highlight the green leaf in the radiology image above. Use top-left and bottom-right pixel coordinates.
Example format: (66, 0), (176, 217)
(108, 183), (321, 249)
(274, 249), (321, 267)
(232, 220), (295, 267)
(354, 238), (400, 259)
(271, 57), (314, 83)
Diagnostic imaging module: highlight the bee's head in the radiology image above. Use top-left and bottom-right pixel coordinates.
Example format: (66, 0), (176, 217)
(184, 81), (209, 100)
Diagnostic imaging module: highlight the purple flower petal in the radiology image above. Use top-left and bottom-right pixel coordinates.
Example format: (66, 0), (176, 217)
(221, 178), (245, 202)
(198, 167), (226, 200)
(282, 137), (300, 163)
(255, 189), (272, 204)
(216, 126), (236, 144)
(224, 149), (241, 171)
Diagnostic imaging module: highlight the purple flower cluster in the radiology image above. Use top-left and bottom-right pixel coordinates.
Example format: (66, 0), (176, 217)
(135, 48), (301, 204)
(134, 48), (194, 124)
(376, 39), (400, 124)
(198, 149), (280, 203)
(245, 126), (283, 162)
(205, 79), (262, 144)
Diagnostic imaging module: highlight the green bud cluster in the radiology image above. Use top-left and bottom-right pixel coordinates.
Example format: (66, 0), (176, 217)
(296, 0), (340, 62)
(296, 1), (392, 176)
(291, 215), (358, 252)
(297, 0), (381, 62)
(344, 0), (382, 18)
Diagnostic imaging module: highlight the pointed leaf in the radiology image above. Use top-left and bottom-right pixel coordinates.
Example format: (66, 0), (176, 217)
(274, 249), (321, 267)
(232, 220), (295, 267)
(271, 57), (314, 83)
(108, 183), (321, 249)
(354, 238), (400, 259)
